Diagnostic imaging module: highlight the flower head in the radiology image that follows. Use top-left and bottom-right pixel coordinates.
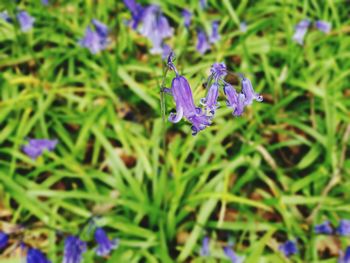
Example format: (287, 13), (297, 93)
(123, 0), (144, 29)
(337, 219), (350, 236)
(0, 232), (9, 249)
(200, 236), (210, 256)
(92, 19), (108, 38)
(339, 246), (350, 263)
(196, 29), (210, 54)
(0, 11), (12, 23)
(41, 0), (49, 5)
(22, 138), (58, 159)
(63, 236), (87, 263)
(224, 84), (245, 116)
(210, 62), (227, 81)
(292, 19), (311, 45)
(79, 20), (108, 54)
(17, 11), (35, 32)
(314, 221), (332, 235)
(209, 20), (220, 44)
(201, 83), (219, 115)
(27, 248), (51, 263)
(162, 44), (172, 60)
(315, 20), (331, 33)
(223, 246), (244, 263)
(279, 240), (297, 257)
(241, 76), (263, 105)
(182, 9), (192, 28)
(94, 228), (119, 257)
(199, 0), (207, 9)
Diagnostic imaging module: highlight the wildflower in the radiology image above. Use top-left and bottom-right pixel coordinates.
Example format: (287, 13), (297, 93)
(41, 0), (49, 5)
(201, 83), (220, 115)
(27, 248), (51, 263)
(91, 19), (108, 38)
(199, 0), (207, 9)
(200, 236), (210, 256)
(314, 221), (332, 234)
(22, 138), (58, 159)
(337, 220), (350, 236)
(0, 232), (8, 249)
(279, 240), (297, 257)
(241, 76), (263, 105)
(123, 0), (144, 29)
(292, 19), (311, 45)
(223, 246), (244, 263)
(315, 20), (331, 33)
(210, 62), (227, 81)
(240, 21), (247, 33)
(16, 11), (35, 32)
(0, 11), (12, 23)
(182, 9), (192, 28)
(209, 20), (220, 44)
(94, 228), (119, 256)
(224, 84), (246, 116)
(162, 44), (172, 60)
(339, 247), (350, 263)
(63, 236), (87, 263)
(79, 20), (108, 54)
(196, 29), (210, 54)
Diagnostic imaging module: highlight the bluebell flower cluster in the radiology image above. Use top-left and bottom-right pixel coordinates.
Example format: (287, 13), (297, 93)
(22, 138), (58, 159)
(0, 10), (35, 32)
(63, 236), (87, 263)
(293, 19), (332, 45)
(94, 228), (119, 256)
(313, 219), (350, 236)
(279, 240), (298, 257)
(339, 246), (350, 263)
(79, 19), (109, 54)
(27, 248), (51, 263)
(314, 220), (333, 234)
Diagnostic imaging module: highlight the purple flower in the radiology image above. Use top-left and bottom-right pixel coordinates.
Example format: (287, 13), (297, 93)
(223, 246), (244, 263)
(0, 232), (9, 249)
(41, 0), (49, 5)
(182, 9), (192, 28)
(22, 138), (58, 159)
(200, 236), (210, 256)
(209, 20), (220, 44)
(279, 240), (297, 257)
(27, 248), (51, 263)
(201, 83), (219, 115)
(17, 11), (35, 32)
(241, 77), (263, 105)
(0, 11), (12, 23)
(240, 21), (247, 33)
(314, 221), (332, 234)
(162, 44), (172, 60)
(123, 0), (144, 29)
(63, 236), (87, 263)
(196, 29), (210, 54)
(210, 62), (227, 81)
(292, 19), (311, 45)
(337, 220), (350, 236)
(339, 246), (350, 263)
(79, 20), (108, 54)
(224, 84), (245, 116)
(315, 20), (331, 33)
(199, 0), (207, 9)
(94, 228), (119, 256)
(92, 19), (108, 38)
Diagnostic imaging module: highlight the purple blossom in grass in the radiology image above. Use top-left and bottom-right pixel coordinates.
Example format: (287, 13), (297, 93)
(224, 84), (245, 116)
(339, 246), (350, 263)
(201, 83), (219, 115)
(279, 240), (297, 257)
(240, 21), (247, 33)
(315, 20), (331, 33)
(315, 221), (332, 234)
(0, 232), (8, 249)
(196, 29), (210, 54)
(241, 77), (263, 105)
(200, 236), (210, 256)
(94, 228), (119, 256)
(209, 20), (220, 44)
(199, 0), (207, 9)
(22, 139), (58, 159)
(223, 246), (244, 263)
(182, 9), (192, 28)
(63, 236), (87, 263)
(337, 220), (350, 236)
(79, 20), (108, 54)
(0, 11), (12, 23)
(292, 19), (311, 45)
(41, 0), (49, 5)
(162, 44), (172, 60)
(27, 248), (51, 263)
(123, 0), (144, 29)
(17, 11), (35, 32)
(92, 19), (108, 38)
(210, 62), (227, 81)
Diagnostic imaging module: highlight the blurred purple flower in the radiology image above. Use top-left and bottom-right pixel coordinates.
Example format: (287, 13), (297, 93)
(240, 21), (247, 33)
(162, 44), (172, 60)
(22, 139), (58, 159)
(94, 228), (119, 256)
(196, 29), (210, 54)
(182, 9), (192, 28)
(209, 20), (220, 44)
(224, 84), (245, 116)
(241, 76), (263, 105)
(27, 248), (51, 263)
(200, 236), (210, 256)
(223, 246), (244, 263)
(63, 236), (87, 263)
(79, 20), (108, 54)
(17, 11), (35, 32)
(0, 11), (12, 23)
(201, 83), (219, 115)
(123, 0), (144, 29)
(210, 62), (227, 81)
(339, 246), (350, 263)
(41, 0), (49, 5)
(292, 19), (311, 45)
(315, 20), (331, 33)
(315, 221), (332, 234)
(279, 240), (297, 257)
(0, 232), (8, 249)
(199, 0), (207, 9)
(337, 220), (350, 236)
(92, 19), (108, 38)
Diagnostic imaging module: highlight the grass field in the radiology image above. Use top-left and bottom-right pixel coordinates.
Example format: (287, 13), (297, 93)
(0, 0), (350, 262)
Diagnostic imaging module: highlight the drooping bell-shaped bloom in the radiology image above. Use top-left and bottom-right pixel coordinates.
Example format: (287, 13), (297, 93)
(196, 29), (210, 54)
(338, 247), (350, 263)
(79, 20), (108, 54)
(315, 20), (331, 33)
(94, 228), (119, 257)
(223, 246), (244, 263)
(209, 20), (220, 44)
(224, 84), (245, 116)
(337, 220), (350, 236)
(161, 44), (172, 60)
(17, 11), (35, 32)
(123, 0), (144, 29)
(92, 19), (108, 38)
(314, 221), (333, 234)
(200, 236), (210, 256)
(279, 240), (297, 257)
(241, 77), (263, 105)
(210, 62), (227, 81)
(240, 21), (247, 33)
(201, 83), (219, 115)
(0, 232), (8, 249)
(182, 9), (192, 28)
(22, 138), (58, 159)
(292, 19), (311, 45)
(63, 236), (87, 263)
(27, 248), (51, 263)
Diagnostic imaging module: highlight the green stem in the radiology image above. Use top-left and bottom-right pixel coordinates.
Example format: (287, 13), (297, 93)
(160, 63), (169, 162)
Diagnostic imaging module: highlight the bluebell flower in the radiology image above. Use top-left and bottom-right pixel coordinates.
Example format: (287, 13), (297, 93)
(337, 219), (350, 236)
(41, 0), (49, 5)
(201, 83), (219, 115)
(241, 76), (263, 105)
(63, 236), (87, 263)
(199, 0), (207, 9)
(182, 9), (192, 28)
(339, 246), (350, 263)
(94, 228), (119, 256)
(210, 62), (227, 81)
(22, 138), (58, 159)
(27, 248), (51, 263)
(224, 84), (245, 116)
(315, 20), (331, 33)
(17, 11), (35, 32)
(196, 29), (210, 54)
(161, 44), (172, 60)
(292, 19), (311, 45)
(314, 221), (332, 234)
(240, 21), (247, 33)
(0, 232), (8, 249)
(200, 236), (210, 256)
(223, 246), (244, 263)
(279, 240), (297, 257)
(0, 11), (12, 23)
(123, 0), (144, 29)
(209, 20), (220, 44)
(91, 19), (108, 38)
(79, 20), (108, 54)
